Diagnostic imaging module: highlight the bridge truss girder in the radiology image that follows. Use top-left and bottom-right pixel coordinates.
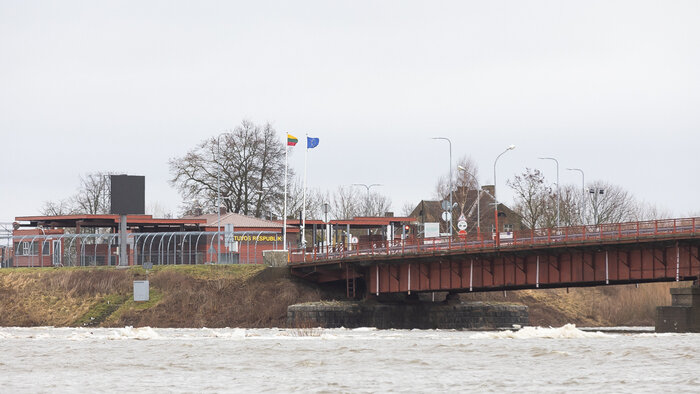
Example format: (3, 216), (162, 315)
(291, 238), (700, 297)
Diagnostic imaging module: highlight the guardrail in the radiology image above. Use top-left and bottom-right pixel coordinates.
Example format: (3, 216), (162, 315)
(289, 217), (699, 264)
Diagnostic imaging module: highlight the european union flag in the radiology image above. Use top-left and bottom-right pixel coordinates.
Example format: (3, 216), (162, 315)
(307, 137), (320, 149)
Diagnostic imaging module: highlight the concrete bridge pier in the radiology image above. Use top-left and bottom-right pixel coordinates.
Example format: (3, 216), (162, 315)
(287, 295), (528, 330)
(656, 285), (700, 332)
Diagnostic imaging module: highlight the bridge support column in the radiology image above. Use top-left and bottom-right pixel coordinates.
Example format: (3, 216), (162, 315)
(287, 299), (528, 329)
(656, 285), (700, 333)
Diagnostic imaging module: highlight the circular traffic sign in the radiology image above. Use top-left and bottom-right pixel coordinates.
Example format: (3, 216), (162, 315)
(457, 220), (467, 231)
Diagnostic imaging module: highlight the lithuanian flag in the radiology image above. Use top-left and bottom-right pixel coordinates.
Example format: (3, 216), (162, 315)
(287, 134), (298, 146)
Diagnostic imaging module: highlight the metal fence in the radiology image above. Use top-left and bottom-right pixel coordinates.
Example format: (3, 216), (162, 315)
(0, 231), (283, 268)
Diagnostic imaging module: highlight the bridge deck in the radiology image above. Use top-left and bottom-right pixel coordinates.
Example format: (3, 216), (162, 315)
(289, 218), (700, 296)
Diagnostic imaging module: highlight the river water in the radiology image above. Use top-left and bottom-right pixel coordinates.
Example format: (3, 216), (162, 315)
(1, 325), (698, 393)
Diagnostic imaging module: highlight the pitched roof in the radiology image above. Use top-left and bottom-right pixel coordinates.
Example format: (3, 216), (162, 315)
(185, 212), (283, 229)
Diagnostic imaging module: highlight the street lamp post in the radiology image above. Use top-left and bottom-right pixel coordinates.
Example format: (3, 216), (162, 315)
(215, 132), (230, 264)
(457, 165), (480, 237)
(566, 168), (585, 224)
(589, 187), (605, 225)
(493, 144), (516, 247)
(539, 157), (560, 228)
(432, 137), (453, 236)
(352, 183), (383, 215)
(353, 183), (382, 237)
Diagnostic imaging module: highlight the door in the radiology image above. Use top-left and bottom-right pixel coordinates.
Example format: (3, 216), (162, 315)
(52, 240), (61, 266)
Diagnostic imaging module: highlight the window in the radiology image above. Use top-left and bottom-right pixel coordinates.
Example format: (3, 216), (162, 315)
(42, 241), (51, 255)
(504, 224), (513, 233)
(16, 241), (39, 256)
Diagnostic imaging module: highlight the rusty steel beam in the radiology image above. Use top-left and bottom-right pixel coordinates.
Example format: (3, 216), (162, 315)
(360, 241), (700, 294)
(289, 233), (700, 297)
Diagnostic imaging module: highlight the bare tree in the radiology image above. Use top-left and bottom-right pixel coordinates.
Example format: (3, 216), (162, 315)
(73, 173), (112, 214)
(400, 201), (416, 217)
(586, 181), (637, 225)
(361, 191), (392, 216)
(331, 186), (361, 219)
(40, 199), (75, 216)
(508, 168), (552, 229)
(632, 202), (672, 221)
(557, 185), (584, 226)
(40, 172), (114, 216)
(170, 120), (286, 217)
(434, 155), (480, 199)
(146, 202), (173, 219)
(278, 175), (326, 221)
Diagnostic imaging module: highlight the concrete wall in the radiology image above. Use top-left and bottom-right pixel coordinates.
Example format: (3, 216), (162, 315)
(288, 301), (528, 329)
(656, 286), (700, 333)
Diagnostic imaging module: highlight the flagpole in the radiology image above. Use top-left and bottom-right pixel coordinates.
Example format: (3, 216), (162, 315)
(283, 134), (288, 251)
(302, 134), (308, 250)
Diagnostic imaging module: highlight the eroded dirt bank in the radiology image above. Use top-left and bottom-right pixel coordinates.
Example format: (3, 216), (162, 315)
(0, 266), (680, 328)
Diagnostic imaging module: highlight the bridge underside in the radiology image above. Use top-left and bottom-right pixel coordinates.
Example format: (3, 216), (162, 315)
(290, 238), (700, 297)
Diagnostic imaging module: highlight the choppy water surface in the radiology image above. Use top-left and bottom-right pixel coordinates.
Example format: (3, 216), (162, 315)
(1, 324), (698, 393)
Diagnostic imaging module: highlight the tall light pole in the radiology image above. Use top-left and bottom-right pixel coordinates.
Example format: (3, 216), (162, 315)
(215, 132), (230, 264)
(493, 144), (516, 247)
(539, 157), (560, 228)
(457, 165), (480, 236)
(589, 187), (605, 225)
(432, 137), (453, 236)
(566, 168), (585, 224)
(352, 183), (383, 215)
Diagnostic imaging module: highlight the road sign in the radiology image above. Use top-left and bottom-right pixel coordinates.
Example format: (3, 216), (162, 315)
(457, 220), (467, 231)
(424, 222), (440, 238)
(458, 229), (467, 236)
(322, 203), (330, 223)
(458, 213), (467, 222)
(441, 200), (451, 211)
(225, 223), (234, 247)
(441, 211), (451, 222)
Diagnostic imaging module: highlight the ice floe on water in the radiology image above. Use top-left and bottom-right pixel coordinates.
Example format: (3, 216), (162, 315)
(470, 324), (611, 339)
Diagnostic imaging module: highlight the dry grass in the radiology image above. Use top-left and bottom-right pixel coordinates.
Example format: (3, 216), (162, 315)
(460, 281), (682, 326)
(108, 267), (324, 328)
(0, 266), (686, 328)
(0, 268), (132, 326)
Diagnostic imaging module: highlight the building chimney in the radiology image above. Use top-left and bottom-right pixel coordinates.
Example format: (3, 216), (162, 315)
(384, 212), (394, 217)
(219, 207), (227, 216)
(482, 185), (495, 197)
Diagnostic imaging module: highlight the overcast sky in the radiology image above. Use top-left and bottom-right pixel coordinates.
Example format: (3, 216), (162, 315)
(1, 1), (699, 224)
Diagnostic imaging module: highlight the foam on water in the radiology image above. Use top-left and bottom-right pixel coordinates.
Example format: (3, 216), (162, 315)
(201, 327), (247, 339)
(352, 327), (377, 332)
(1, 325), (698, 393)
(109, 326), (161, 340)
(470, 324), (611, 339)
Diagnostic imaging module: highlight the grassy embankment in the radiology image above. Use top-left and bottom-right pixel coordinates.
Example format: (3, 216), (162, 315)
(0, 265), (324, 328)
(0, 265), (685, 327)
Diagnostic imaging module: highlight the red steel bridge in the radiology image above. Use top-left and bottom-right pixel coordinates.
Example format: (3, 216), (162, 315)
(289, 218), (700, 298)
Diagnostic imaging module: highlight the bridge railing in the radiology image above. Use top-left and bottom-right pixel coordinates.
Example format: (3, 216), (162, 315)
(288, 217), (699, 264)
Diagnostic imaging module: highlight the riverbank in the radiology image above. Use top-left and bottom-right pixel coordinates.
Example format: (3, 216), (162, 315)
(0, 266), (326, 328)
(0, 266), (681, 327)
